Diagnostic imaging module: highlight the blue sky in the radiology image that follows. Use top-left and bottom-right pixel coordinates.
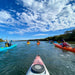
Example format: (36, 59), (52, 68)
(0, 0), (75, 40)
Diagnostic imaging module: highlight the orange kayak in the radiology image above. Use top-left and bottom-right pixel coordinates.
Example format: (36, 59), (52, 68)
(37, 43), (40, 45)
(54, 43), (75, 53)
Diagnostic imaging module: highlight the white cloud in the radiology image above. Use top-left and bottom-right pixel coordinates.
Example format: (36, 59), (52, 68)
(0, 25), (7, 27)
(0, 10), (25, 29)
(34, 34), (48, 36)
(0, 0), (75, 35)
(15, 0), (75, 33)
(22, 0), (34, 6)
(0, 10), (11, 19)
(9, 9), (16, 12)
(9, 31), (24, 35)
(8, 28), (30, 34)
(0, 10), (15, 25)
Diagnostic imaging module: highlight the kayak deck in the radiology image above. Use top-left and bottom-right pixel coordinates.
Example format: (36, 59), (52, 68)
(26, 55), (50, 75)
(54, 43), (75, 53)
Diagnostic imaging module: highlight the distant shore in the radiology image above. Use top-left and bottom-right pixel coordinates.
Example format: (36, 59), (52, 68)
(0, 29), (75, 44)
(67, 41), (75, 44)
(0, 39), (4, 42)
(14, 40), (75, 44)
(0, 39), (75, 44)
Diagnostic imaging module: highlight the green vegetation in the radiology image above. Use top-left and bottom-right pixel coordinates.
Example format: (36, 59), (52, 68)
(45, 29), (75, 41)
(0, 38), (4, 42)
(29, 38), (46, 41)
(67, 41), (75, 44)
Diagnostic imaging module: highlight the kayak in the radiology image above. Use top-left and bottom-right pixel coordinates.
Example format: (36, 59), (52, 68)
(37, 43), (40, 45)
(26, 55), (50, 75)
(54, 43), (75, 53)
(27, 42), (30, 44)
(0, 44), (17, 52)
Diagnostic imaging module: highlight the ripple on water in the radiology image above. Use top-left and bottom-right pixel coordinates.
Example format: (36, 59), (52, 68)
(0, 41), (75, 75)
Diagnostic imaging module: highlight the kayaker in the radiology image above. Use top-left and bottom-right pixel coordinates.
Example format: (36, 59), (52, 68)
(27, 41), (30, 44)
(5, 40), (8, 47)
(37, 40), (40, 44)
(5, 40), (10, 47)
(27, 41), (29, 43)
(61, 40), (70, 47)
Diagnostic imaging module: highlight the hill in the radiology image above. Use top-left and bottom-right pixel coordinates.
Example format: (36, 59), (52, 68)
(0, 38), (4, 42)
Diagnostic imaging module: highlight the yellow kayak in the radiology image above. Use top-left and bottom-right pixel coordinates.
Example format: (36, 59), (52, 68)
(27, 42), (30, 44)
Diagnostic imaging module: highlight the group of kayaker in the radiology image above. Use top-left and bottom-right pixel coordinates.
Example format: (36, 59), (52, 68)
(4, 40), (40, 47)
(27, 40), (71, 47)
(5, 40), (12, 47)
(4, 39), (70, 48)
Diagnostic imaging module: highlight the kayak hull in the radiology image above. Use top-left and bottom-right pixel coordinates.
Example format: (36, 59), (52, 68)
(0, 44), (17, 52)
(26, 55), (50, 75)
(54, 43), (75, 53)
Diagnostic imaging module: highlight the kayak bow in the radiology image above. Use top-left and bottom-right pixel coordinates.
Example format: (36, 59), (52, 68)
(26, 55), (50, 75)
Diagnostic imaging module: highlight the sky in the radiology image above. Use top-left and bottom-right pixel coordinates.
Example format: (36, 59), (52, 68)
(0, 0), (75, 40)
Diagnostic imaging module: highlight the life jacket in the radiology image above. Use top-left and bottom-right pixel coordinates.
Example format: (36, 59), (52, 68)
(63, 42), (69, 47)
(5, 43), (8, 47)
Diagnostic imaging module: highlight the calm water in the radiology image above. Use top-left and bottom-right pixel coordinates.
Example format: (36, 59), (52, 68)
(0, 41), (75, 75)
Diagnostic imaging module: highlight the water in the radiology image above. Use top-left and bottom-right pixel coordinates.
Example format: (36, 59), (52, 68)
(0, 41), (75, 75)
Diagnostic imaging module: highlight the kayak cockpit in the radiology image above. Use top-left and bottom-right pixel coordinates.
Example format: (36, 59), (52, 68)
(31, 64), (45, 73)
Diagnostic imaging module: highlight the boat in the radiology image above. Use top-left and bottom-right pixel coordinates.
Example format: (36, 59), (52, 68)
(27, 42), (30, 44)
(37, 42), (40, 45)
(0, 44), (17, 52)
(26, 55), (50, 75)
(27, 41), (30, 44)
(54, 43), (75, 53)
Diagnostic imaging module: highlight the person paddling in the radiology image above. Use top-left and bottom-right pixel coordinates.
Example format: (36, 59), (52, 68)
(27, 41), (30, 44)
(37, 40), (40, 45)
(27, 41), (29, 43)
(60, 40), (71, 47)
(5, 40), (9, 47)
(37, 40), (40, 44)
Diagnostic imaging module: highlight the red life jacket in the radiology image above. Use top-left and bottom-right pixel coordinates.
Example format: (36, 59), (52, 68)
(63, 42), (69, 47)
